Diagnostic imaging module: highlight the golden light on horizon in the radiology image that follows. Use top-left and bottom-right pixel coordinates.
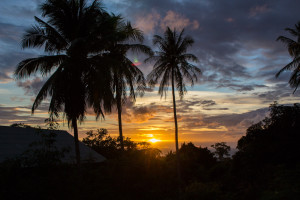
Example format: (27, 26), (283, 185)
(149, 138), (160, 143)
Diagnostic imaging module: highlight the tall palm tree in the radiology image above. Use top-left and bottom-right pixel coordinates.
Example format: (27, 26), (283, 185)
(14, 0), (109, 165)
(146, 27), (201, 179)
(99, 17), (152, 151)
(276, 21), (300, 93)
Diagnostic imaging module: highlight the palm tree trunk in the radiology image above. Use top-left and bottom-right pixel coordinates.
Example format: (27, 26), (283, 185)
(171, 71), (179, 152)
(116, 90), (124, 151)
(171, 69), (181, 187)
(72, 118), (81, 166)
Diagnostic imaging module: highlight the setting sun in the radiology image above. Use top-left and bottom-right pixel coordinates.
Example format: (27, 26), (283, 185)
(149, 138), (160, 143)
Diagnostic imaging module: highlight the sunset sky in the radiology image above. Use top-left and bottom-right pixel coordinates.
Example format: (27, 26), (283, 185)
(1, 0), (300, 152)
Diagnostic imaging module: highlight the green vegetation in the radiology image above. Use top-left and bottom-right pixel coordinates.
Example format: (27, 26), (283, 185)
(1, 103), (300, 199)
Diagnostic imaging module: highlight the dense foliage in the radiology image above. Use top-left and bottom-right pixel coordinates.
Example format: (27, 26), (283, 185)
(1, 103), (300, 199)
(14, 0), (151, 164)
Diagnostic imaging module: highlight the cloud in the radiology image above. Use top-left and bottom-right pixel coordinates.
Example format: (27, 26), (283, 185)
(160, 10), (199, 30)
(249, 4), (270, 17)
(0, 105), (45, 126)
(10, 96), (26, 102)
(16, 77), (45, 95)
(0, 72), (12, 83)
(176, 107), (269, 139)
(177, 99), (222, 112)
(0, 22), (23, 44)
(217, 82), (267, 92)
(126, 106), (156, 123)
(225, 18), (235, 23)
(134, 10), (199, 34)
(204, 107), (269, 128)
(134, 10), (161, 34)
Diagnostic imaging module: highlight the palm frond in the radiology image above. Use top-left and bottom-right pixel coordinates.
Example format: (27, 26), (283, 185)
(146, 27), (200, 98)
(276, 36), (299, 57)
(180, 53), (199, 63)
(32, 65), (63, 113)
(158, 69), (171, 98)
(121, 44), (153, 56)
(21, 25), (47, 49)
(34, 16), (68, 52)
(285, 28), (299, 37)
(276, 56), (300, 77)
(15, 55), (66, 79)
(288, 65), (300, 93)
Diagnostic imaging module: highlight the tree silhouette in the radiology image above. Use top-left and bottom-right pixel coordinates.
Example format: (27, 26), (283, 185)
(276, 21), (300, 93)
(14, 0), (108, 165)
(211, 142), (231, 161)
(97, 17), (152, 150)
(237, 102), (300, 158)
(146, 27), (201, 179)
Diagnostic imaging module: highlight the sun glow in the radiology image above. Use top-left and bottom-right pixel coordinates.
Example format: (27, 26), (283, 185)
(149, 138), (160, 143)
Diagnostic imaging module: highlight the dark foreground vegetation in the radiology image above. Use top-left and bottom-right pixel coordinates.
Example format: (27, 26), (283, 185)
(1, 103), (300, 200)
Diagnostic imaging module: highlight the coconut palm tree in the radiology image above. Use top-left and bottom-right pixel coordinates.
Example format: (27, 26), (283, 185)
(146, 27), (201, 180)
(14, 0), (110, 165)
(98, 18), (152, 151)
(276, 21), (300, 93)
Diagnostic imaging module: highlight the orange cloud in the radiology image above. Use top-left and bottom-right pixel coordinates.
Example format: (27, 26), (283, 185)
(135, 10), (161, 34)
(226, 17), (234, 22)
(249, 4), (270, 17)
(160, 11), (199, 30)
(134, 10), (200, 33)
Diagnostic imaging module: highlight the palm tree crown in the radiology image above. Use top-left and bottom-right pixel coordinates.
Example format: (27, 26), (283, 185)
(100, 17), (152, 150)
(276, 21), (300, 93)
(14, 0), (110, 165)
(147, 27), (201, 99)
(146, 27), (201, 182)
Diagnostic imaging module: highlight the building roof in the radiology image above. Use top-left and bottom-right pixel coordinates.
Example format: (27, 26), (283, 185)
(0, 126), (106, 163)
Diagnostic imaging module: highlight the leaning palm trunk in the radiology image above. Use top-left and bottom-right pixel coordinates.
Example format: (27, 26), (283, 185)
(72, 118), (81, 165)
(171, 69), (181, 184)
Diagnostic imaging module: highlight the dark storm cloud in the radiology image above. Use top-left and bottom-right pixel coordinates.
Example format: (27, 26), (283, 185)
(1, 0), (300, 101)
(112, 0), (300, 91)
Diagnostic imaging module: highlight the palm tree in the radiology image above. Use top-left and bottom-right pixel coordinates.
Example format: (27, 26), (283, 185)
(146, 27), (201, 180)
(276, 21), (300, 93)
(14, 0), (109, 165)
(99, 18), (152, 151)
